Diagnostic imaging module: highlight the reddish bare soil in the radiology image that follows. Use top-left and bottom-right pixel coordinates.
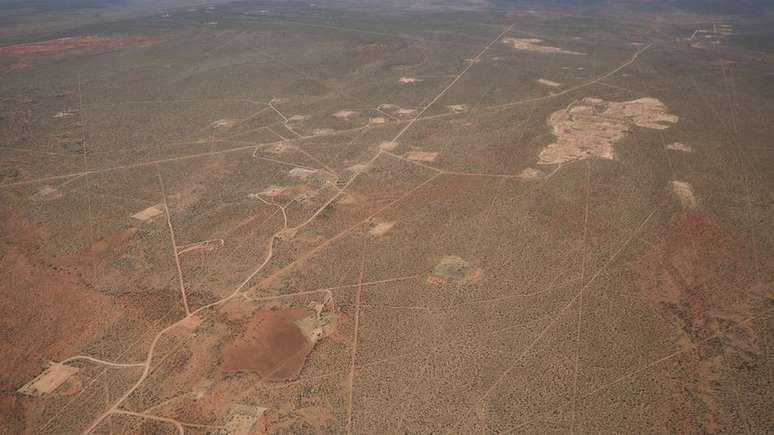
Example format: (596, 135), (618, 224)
(0, 207), (114, 388)
(0, 206), (114, 430)
(220, 308), (316, 381)
(630, 212), (771, 432)
(0, 36), (161, 56)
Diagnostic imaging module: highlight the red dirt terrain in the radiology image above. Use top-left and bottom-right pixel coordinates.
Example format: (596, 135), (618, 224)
(631, 211), (772, 432)
(220, 307), (317, 382)
(0, 207), (114, 431)
(0, 36), (160, 56)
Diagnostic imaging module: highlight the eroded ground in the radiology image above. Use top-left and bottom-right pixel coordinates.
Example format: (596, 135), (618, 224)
(1, 0), (773, 434)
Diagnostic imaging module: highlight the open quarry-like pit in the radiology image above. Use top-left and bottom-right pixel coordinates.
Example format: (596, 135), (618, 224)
(537, 97), (679, 165)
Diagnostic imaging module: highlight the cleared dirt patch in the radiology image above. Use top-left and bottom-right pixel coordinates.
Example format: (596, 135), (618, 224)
(221, 308), (314, 381)
(213, 119), (239, 128)
(131, 204), (164, 222)
(18, 363), (79, 396)
(256, 185), (288, 197)
(287, 114), (308, 122)
(538, 97), (679, 165)
(368, 220), (396, 237)
(518, 167), (543, 179)
(289, 168), (318, 180)
(404, 151), (438, 162)
(427, 255), (481, 284)
(333, 110), (358, 119)
(221, 306), (336, 381)
(501, 37), (585, 55)
(537, 78), (561, 87)
(670, 180), (698, 209)
(177, 239), (224, 255)
(666, 142), (693, 153)
(52, 111), (76, 119)
(33, 185), (62, 201)
(379, 141), (399, 151)
(445, 104), (468, 113)
(348, 163), (370, 173)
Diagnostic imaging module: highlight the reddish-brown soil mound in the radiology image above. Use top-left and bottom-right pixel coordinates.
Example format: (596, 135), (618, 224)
(221, 308), (316, 382)
(0, 35), (160, 56)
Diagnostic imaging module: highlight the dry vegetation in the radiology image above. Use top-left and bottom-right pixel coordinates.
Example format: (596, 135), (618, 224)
(0, 0), (772, 434)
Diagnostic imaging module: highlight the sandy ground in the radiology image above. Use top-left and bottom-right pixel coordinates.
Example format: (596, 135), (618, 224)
(538, 97), (679, 164)
(502, 37), (585, 55)
(1, 2), (772, 434)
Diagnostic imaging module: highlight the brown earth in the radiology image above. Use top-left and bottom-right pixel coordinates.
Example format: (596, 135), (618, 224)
(0, 35), (160, 56)
(0, 206), (115, 432)
(220, 308), (317, 381)
(0, 207), (114, 390)
(630, 211), (772, 432)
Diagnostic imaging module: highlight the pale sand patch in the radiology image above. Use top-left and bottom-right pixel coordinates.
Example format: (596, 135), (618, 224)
(18, 364), (79, 396)
(177, 239), (224, 255)
(34, 185), (62, 200)
(294, 305), (337, 344)
(537, 78), (561, 88)
(518, 167), (543, 179)
(427, 255), (481, 284)
(193, 379), (213, 400)
(445, 104), (468, 113)
(399, 77), (423, 84)
(213, 118), (238, 128)
(670, 180), (698, 209)
(404, 151), (438, 162)
(501, 37), (585, 55)
(666, 142), (693, 153)
(289, 168), (319, 180)
(537, 97), (679, 165)
(348, 163), (370, 173)
(369, 221), (396, 237)
(256, 185), (287, 197)
(333, 110), (358, 119)
(131, 204), (164, 221)
(379, 141), (399, 151)
(369, 117), (386, 125)
(312, 128), (335, 135)
(287, 114), (307, 122)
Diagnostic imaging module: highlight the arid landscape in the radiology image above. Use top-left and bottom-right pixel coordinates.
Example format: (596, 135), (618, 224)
(1, 0), (773, 433)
